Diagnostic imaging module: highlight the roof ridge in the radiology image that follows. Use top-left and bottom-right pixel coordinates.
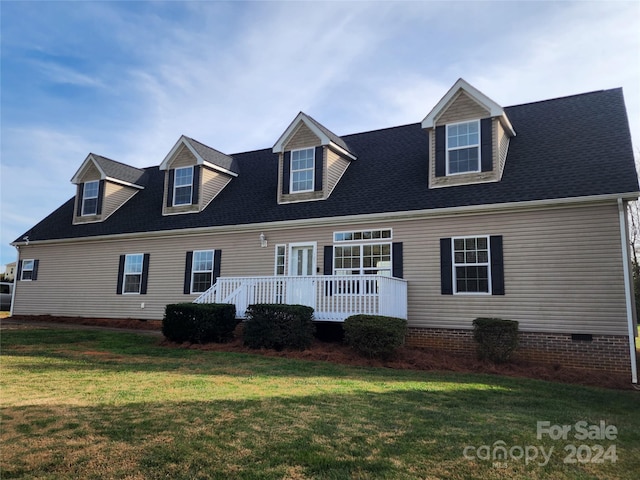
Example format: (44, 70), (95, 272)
(90, 153), (145, 172)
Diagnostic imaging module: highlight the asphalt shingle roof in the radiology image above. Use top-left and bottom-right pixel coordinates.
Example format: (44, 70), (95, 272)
(17, 88), (639, 243)
(91, 154), (146, 186)
(184, 137), (239, 175)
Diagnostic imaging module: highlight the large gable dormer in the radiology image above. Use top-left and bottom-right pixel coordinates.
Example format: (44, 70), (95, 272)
(422, 78), (516, 189)
(159, 136), (237, 216)
(71, 154), (145, 225)
(273, 112), (356, 204)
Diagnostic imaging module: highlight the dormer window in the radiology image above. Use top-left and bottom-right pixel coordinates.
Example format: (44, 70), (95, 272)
(291, 148), (315, 193)
(82, 180), (100, 216)
(447, 120), (480, 175)
(173, 166), (193, 206)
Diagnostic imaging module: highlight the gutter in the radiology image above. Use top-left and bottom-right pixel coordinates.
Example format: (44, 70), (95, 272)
(9, 245), (19, 317)
(617, 197), (638, 384)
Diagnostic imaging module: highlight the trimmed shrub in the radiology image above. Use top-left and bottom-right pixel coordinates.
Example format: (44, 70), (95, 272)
(472, 317), (519, 363)
(343, 314), (407, 359)
(243, 304), (315, 351)
(163, 303), (238, 343)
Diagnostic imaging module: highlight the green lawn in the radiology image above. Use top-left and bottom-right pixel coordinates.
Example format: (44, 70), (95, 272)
(1, 328), (639, 479)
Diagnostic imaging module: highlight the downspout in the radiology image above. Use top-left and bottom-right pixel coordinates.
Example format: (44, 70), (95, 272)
(9, 245), (19, 317)
(617, 198), (638, 384)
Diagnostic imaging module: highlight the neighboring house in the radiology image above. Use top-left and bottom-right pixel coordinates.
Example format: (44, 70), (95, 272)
(11, 79), (639, 382)
(3, 262), (16, 281)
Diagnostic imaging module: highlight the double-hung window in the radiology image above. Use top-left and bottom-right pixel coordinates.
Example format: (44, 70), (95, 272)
(290, 148), (314, 193)
(452, 236), (490, 293)
(82, 180), (99, 216)
(173, 166), (194, 206)
(20, 259), (35, 281)
(447, 120), (480, 175)
(123, 254), (144, 294)
(191, 250), (214, 293)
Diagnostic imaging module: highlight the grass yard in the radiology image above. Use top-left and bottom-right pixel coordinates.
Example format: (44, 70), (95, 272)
(1, 327), (639, 479)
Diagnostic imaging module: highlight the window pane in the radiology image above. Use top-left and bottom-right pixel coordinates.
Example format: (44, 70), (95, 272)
(83, 198), (98, 215)
(84, 181), (99, 197)
(174, 185), (192, 205)
(477, 237), (488, 250)
(124, 274), (141, 293)
(193, 251), (213, 271)
(124, 255), (143, 274)
(175, 167), (193, 187)
(192, 272), (212, 293)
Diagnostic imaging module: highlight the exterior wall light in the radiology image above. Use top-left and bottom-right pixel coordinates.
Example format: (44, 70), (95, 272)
(259, 232), (267, 248)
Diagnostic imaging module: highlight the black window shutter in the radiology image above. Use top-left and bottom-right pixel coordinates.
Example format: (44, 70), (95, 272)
(490, 235), (505, 295)
(32, 260), (39, 281)
(140, 254), (150, 295)
(282, 152), (291, 194)
(16, 260), (23, 282)
(116, 255), (125, 294)
(392, 242), (403, 278)
(213, 250), (222, 285)
(435, 125), (446, 177)
(183, 251), (193, 294)
(481, 118), (493, 172)
(166, 170), (175, 207)
(96, 180), (105, 215)
(440, 238), (453, 295)
(323, 246), (333, 296)
(76, 184), (84, 216)
(314, 146), (323, 191)
(192, 166), (200, 205)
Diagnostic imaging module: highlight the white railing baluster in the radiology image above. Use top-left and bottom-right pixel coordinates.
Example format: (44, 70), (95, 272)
(194, 275), (407, 321)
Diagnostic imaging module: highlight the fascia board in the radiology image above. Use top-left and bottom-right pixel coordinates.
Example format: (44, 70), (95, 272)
(422, 78), (506, 129)
(70, 154), (107, 183)
(13, 192), (639, 248)
(272, 112), (330, 153)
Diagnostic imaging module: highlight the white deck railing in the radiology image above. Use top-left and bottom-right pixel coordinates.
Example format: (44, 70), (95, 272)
(194, 275), (407, 322)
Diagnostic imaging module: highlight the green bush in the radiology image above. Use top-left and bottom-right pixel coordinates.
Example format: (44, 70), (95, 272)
(343, 314), (407, 359)
(472, 317), (519, 363)
(243, 304), (315, 351)
(163, 303), (238, 343)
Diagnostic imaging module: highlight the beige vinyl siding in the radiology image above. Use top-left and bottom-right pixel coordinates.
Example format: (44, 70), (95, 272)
(201, 167), (232, 209)
(103, 182), (138, 218)
(77, 162), (101, 183)
(283, 123), (321, 151)
(13, 202), (629, 335)
(497, 120), (510, 177)
(435, 91), (490, 126)
(327, 149), (350, 196)
(168, 145), (197, 169)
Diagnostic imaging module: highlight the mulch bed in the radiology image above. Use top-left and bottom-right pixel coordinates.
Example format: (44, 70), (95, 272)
(5, 315), (637, 391)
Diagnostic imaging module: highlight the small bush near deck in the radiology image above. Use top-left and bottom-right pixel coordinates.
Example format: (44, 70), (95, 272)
(243, 304), (315, 351)
(163, 303), (238, 343)
(472, 317), (519, 363)
(343, 314), (407, 359)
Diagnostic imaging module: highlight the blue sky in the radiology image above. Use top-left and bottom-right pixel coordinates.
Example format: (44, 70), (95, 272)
(1, 1), (639, 269)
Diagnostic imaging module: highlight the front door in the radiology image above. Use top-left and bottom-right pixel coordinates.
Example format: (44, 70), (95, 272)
(288, 243), (316, 306)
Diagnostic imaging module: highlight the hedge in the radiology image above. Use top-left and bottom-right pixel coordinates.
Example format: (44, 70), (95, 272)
(163, 303), (238, 343)
(472, 317), (519, 363)
(243, 304), (315, 351)
(343, 314), (407, 359)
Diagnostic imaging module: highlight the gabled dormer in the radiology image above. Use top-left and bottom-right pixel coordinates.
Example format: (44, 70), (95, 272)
(422, 78), (516, 189)
(159, 136), (238, 216)
(71, 154), (145, 225)
(273, 112), (356, 204)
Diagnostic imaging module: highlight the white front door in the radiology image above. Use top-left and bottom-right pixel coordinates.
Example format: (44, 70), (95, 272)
(288, 243), (316, 306)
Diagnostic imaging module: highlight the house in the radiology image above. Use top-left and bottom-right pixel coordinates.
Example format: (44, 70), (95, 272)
(10, 79), (639, 382)
(3, 262), (16, 281)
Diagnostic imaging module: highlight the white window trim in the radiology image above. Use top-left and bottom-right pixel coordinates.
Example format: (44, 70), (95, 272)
(173, 166), (194, 206)
(446, 119), (481, 176)
(191, 249), (214, 294)
(21, 259), (35, 281)
(290, 148), (315, 193)
(451, 235), (492, 295)
(81, 180), (100, 216)
(334, 228), (393, 243)
(287, 242), (317, 276)
(123, 253), (144, 295)
(274, 244), (287, 276)
(332, 243), (392, 276)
